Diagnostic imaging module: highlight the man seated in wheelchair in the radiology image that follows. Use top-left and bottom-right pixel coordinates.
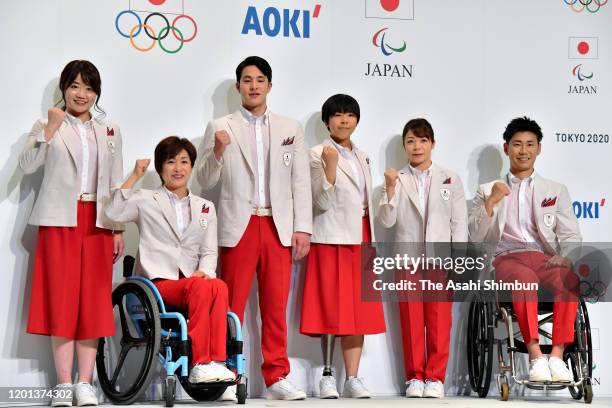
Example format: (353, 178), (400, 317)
(468, 117), (581, 383)
(106, 136), (235, 384)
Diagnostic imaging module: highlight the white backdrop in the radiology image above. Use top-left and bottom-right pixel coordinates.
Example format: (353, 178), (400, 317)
(1, 0), (611, 403)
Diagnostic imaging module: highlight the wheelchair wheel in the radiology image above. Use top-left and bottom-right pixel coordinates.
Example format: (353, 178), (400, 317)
(164, 375), (176, 407)
(566, 298), (593, 400)
(467, 296), (494, 398)
(237, 378), (247, 404)
(583, 378), (593, 404)
(96, 280), (161, 405)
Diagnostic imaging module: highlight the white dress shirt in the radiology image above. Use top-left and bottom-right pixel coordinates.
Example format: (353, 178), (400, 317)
(65, 113), (98, 194)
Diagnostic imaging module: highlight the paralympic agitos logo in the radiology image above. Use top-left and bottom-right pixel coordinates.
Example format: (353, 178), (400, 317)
(372, 28), (406, 56)
(114, 0), (198, 54)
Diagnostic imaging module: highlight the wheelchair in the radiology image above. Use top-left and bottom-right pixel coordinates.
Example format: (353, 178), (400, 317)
(466, 268), (593, 403)
(96, 256), (247, 406)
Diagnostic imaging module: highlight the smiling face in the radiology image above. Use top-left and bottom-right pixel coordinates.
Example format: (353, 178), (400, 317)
(236, 65), (271, 112)
(404, 130), (434, 170)
(504, 131), (541, 175)
(327, 112), (358, 145)
(63, 73), (97, 119)
(161, 149), (193, 191)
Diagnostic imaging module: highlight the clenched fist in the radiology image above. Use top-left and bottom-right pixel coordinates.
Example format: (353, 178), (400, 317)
(132, 159), (151, 179)
(213, 130), (231, 161)
(321, 146), (339, 168)
(44, 107), (65, 142)
(484, 181), (510, 216)
(384, 168), (399, 188)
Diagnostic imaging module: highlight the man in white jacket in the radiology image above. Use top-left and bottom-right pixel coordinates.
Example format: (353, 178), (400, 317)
(469, 116), (581, 383)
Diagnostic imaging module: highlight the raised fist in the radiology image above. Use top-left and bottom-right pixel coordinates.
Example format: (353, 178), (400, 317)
(132, 159), (151, 179)
(384, 168), (399, 188)
(213, 130), (231, 161)
(321, 146), (339, 168)
(45, 107), (65, 141)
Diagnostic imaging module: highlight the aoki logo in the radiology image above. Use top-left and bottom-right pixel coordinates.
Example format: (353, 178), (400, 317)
(573, 199), (605, 219)
(572, 64), (593, 81)
(241, 4), (322, 38)
(372, 28), (406, 56)
(564, 0), (608, 13)
(114, 0), (197, 54)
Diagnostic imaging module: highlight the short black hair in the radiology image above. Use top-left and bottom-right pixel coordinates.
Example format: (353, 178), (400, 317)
(321, 94), (361, 127)
(154, 136), (197, 182)
(235, 56), (272, 82)
(402, 118), (434, 145)
(503, 116), (543, 143)
(58, 60), (104, 114)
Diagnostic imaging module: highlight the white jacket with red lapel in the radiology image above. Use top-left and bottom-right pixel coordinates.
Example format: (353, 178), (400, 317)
(197, 110), (312, 247)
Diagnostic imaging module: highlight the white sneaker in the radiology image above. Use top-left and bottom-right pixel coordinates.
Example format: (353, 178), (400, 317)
(405, 379), (425, 398)
(343, 377), (370, 398)
(51, 384), (73, 407)
(423, 380), (444, 398)
(549, 357), (572, 382)
(210, 361), (236, 382)
(266, 378), (307, 400)
(319, 375), (339, 399)
(219, 385), (238, 402)
(529, 356), (552, 382)
(74, 382), (98, 406)
(188, 363), (221, 383)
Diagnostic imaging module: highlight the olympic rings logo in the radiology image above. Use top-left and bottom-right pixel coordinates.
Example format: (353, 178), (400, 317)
(115, 10), (197, 53)
(579, 280), (607, 303)
(563, 0), (608, 13)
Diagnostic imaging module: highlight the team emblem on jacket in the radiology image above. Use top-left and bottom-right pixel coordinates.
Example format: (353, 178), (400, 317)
(283, 152), (292, 166)
(106, 127), (115, 136)
(107, 139), (116, 154)
(443, 177), (452, 184)
(440, 188), (451, 201)
(541, 197), (557, 207)
(543, 213), (555, 228)
(199, 217), (208, 230)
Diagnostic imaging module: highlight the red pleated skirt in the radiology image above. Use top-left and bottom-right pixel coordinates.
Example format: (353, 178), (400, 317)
(26, 202), (115, 339)
(300, 216), (386, 336)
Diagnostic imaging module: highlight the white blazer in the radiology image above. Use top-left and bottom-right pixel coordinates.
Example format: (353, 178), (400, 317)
(378, 164), (468, 244)
(468, 174), (582, 257)
(105, 187), (218, 280)
(310, 139), (375, 244)
(197, 110), (312, 247)
(19, 117), (124, 230)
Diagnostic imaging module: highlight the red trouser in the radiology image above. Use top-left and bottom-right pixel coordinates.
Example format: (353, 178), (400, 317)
(493, 251), (578, 345)
(154, 278), (228, 365)
(220, 216), (292, 387)
(27, 202), (114, 340)
(398, 269), (452, 382)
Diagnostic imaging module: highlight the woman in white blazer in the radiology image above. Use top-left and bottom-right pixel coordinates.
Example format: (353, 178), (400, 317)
(378, 118), (468, 399)
(19, 60), (124, 406)
(106, 137), (234, 385)
(300, 94), (385, 399)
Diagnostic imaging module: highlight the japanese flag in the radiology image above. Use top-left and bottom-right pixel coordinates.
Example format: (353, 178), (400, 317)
(130, 0), (184, 15)
(365, 0), (414, 20)
(568, 37), (598, 59)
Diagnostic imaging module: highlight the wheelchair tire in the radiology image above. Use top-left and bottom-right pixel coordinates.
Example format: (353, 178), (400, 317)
(500, 382), (509, 401)
(237, 379), (247, 404)
(164, 376), (176, 407)
(467, 296), (494, 398)
(177, 377), (226, 401)
(583, 378), (593, 404)
(96, 280), (161, 405)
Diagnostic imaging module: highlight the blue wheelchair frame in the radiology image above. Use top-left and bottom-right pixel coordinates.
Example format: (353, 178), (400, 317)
(124, 275), (246, 381)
